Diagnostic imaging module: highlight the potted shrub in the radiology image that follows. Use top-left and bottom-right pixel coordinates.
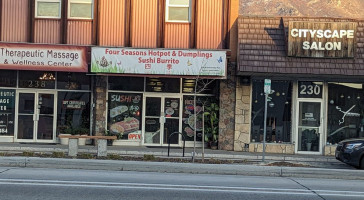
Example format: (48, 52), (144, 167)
(59, 126), (73, 145)
(204, 103), (219, 149)
(74, 127), (89, 146)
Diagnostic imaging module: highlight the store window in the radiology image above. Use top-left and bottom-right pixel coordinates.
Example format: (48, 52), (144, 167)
(107, 93), (142, 140)
(166, 0), (191, 22)
(35, 0), (61, 18)
(108, 76), (144, 91)
(57, 72), (90, 90)
(0, 89), (15, 136)
(0, 70), (17, 87)
(146, 78), (180, 93)
(19, 71), (55, 89)
(57, 92), (90, 135)
(327, 83), (364, 144)
(68, 0), (93, 19)
(251, 80), (292, 143)
(182, 79), (217, 94)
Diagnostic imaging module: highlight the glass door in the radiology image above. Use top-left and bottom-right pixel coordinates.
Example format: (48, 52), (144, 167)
(16, 91), (56, 142)
(143, 96), (180, 146)
(296, 101), (323, 154)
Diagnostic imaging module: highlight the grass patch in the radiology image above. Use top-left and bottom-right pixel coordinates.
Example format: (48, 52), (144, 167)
(143, 154), (156, 161)
(22, 151), (34, 157)
(52, 152), (65, 158)
(0, 152), (7, 156)
(107, 154), (121, 160)
(78, 153), (95, 159)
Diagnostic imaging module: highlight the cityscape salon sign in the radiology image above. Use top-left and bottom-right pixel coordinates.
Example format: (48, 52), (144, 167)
(288, 22), (357, 58)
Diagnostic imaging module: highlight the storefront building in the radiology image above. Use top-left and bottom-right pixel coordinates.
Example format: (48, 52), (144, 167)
(0, 0), (239, 148)
(236, 16), (364, 155)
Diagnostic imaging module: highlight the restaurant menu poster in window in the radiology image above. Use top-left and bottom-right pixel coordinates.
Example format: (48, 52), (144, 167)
(108, 93), (142, 140)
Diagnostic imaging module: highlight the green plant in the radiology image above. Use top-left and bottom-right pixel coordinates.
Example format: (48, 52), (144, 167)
(108, 154), (121, 160)
(204, 103), (219, 144)
(79, 153), (94, 159)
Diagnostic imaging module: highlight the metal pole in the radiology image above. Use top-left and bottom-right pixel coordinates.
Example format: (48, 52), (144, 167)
(263, 93), (268, 162)
(193, 95), (197, 163)
(202, 105), (205, 163)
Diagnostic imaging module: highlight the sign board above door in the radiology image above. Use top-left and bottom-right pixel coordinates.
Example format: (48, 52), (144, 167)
(288, 21), (357, 58)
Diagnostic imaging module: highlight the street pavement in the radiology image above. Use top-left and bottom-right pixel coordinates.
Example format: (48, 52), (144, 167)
(0, 143), (363, 180)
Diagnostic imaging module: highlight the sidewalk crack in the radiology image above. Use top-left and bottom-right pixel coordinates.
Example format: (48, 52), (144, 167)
(0, 168), (11, 174)
(287, 178), (326, 200)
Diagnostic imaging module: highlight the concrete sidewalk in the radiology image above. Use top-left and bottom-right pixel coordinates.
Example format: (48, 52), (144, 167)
(0, 142), (353, 169)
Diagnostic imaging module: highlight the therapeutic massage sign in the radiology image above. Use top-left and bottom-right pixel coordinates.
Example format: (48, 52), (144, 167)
(91, 47), (226, 77)
(288, 22), (357, 58)
(0, 43), (88, 72)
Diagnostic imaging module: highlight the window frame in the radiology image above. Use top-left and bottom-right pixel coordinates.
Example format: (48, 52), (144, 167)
(165, 0), (191, 23)
(67, 0), (94, 20)
(35, 0), (62, 19)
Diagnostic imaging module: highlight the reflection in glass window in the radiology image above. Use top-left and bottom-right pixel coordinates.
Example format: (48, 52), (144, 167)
(57, 72), (91, 90)
(327, 83), (364, 144)
(36, 0), (61, 18)
(19, 71), (55, 89)
(57, 92), (90, 135)
(251, 80), (292, 143)
(182, 79), (217, 94)
(0, 70), (17, 87)
(146, 78), (180, 93)
(68, 0), (93, 19)
(108, 93), (142, 140)
(166, 0), (190, 22)
(0, 89), (16, 136)
(108, 76), (144, 91)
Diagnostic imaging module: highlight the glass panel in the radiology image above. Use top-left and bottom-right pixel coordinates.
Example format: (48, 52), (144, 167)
(299, 102), (321, 127)
(70, 3), (92, 18)
(0, 89), (16, 136)
(146, 97), (161, 116)
(19, 93), (35, 114)
(0, 70), (17, 87)
(19, 71), (55, 89)
(108, 77), (144, 91)
(17, 115), (34, 139)
(251, 80), (292, 143)
(144, 118), (160, 144)
(39, 93), (54, 115)
(57, 72), (91, 90)
(327, 83), (364, 144)
(108, 93), (142, 140)
(298, 128), (320, 152)
(298, 81), (323, 98)
(37, 2), (60, 17)
(146, 78), (180, 93)
(168, 7), (189, 21)
(57, 92), (90, 135)
(164, 98), (179, 117)
(169, 0), (189, 5)
(182, 79), (217, 94)
(37, 115), (53, 139)
(163, 119), (179, 144)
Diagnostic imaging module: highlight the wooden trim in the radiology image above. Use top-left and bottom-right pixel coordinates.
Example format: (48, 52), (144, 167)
(30, 0), (35, 43)
(191, 0), (197, 48)
(0, 0), (3, 40)
(58, 135), (117, 140)
(222, 0), (229, 49)
(127, 0), (132, 47)
(67, 18), (93, 22)
(92, 0), (98, 45)
(157, 0), (165, 48)
(62, 0), (68, 44)
(34, 18), (62, 21)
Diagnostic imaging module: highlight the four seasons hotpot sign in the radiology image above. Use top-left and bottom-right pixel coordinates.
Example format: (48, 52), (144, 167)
(91, 47), (227, 77)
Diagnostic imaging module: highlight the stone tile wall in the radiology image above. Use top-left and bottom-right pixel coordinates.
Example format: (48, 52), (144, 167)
(234, 80), (251, 151)
(218, 62), (237, 150)
(324, 145), (337, 156)
(93, 76), (107, 136)
(248, 143), (295, 154)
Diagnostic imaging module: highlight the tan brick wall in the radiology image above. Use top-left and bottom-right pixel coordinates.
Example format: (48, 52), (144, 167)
(324, 145), (337, 156)
(234, 80), (251, 151)
(248, 143), (295, 154)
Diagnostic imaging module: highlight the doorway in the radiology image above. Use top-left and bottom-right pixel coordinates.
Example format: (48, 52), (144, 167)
(15, 90), (56, 143)
(296, 101), (323, 154)
(143, 96), (181, 146)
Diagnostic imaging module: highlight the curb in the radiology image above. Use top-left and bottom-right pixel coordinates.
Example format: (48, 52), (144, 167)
(0, 157), (363, 180)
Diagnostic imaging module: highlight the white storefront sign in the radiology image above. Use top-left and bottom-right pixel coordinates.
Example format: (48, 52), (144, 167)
(91, 47), (226, 77)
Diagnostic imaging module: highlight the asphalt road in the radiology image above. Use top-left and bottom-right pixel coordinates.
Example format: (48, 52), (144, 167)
(0, 167), (364, 200)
